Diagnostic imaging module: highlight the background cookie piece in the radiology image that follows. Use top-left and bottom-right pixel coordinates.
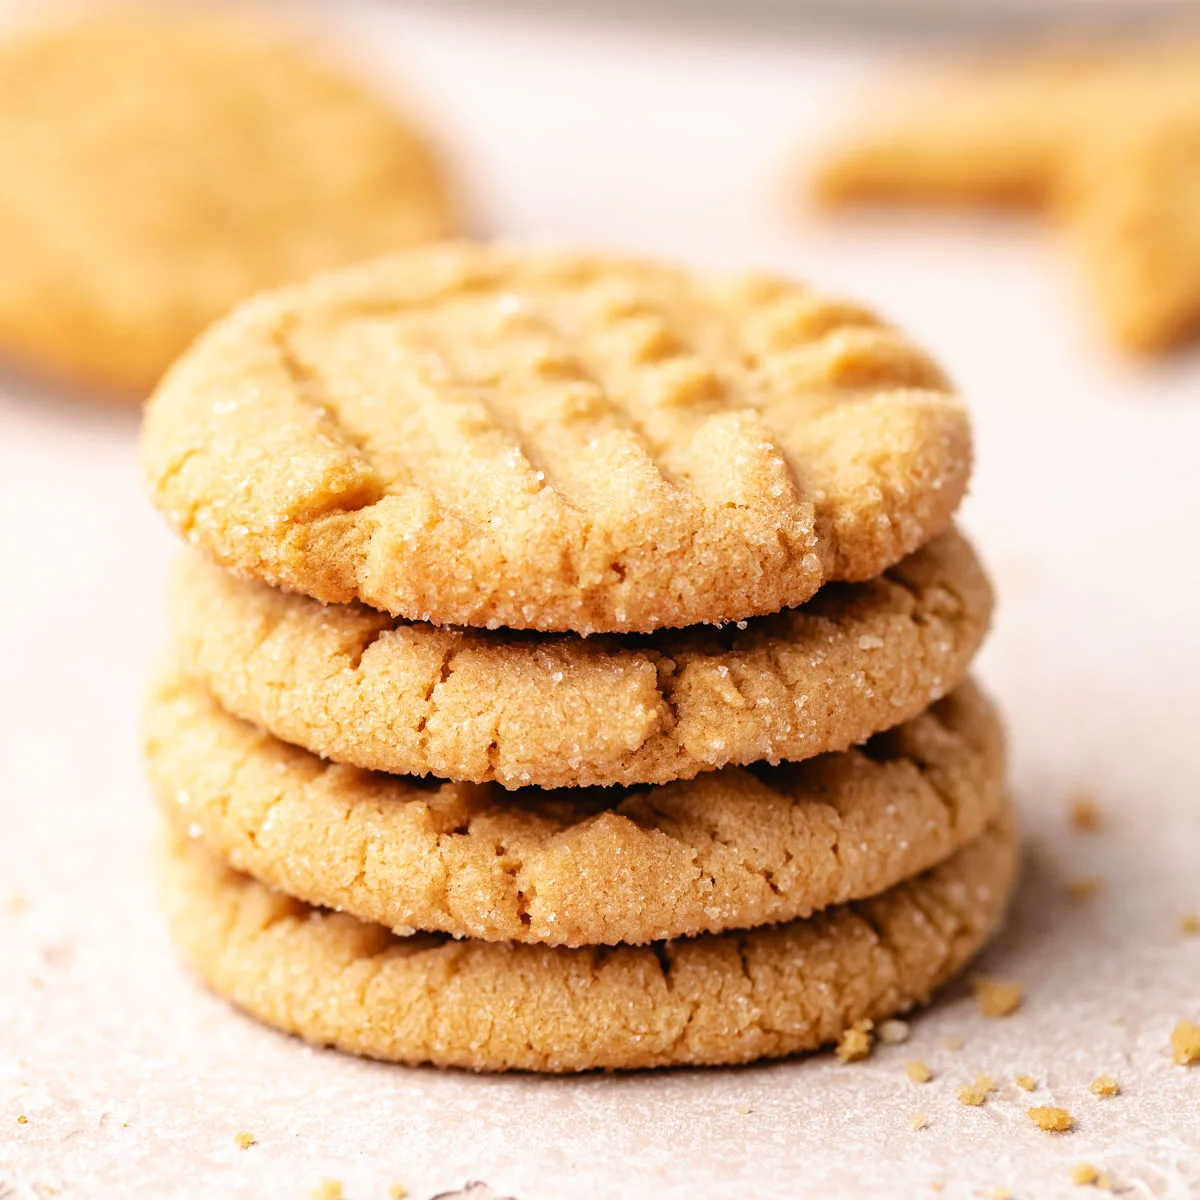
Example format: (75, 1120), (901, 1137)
(0, 15), (454, 400)
(160, 811), (1017, 1072)
(169, 529), (992, 788)
(147, 670), (1005, 946)
(1064, 101), (1200, 355)
(141, 242), (970, 632)
(812, 49), (1116, 208)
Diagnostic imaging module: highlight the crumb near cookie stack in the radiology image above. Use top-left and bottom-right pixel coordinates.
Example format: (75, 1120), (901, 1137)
(140, 241), (1016, 1072)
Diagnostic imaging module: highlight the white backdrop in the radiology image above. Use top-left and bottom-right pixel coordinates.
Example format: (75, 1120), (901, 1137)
(2, 3), (1199, 1197)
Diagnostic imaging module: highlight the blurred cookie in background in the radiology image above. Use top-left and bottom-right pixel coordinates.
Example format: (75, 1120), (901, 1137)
(0, 13), (457, 402)
(811, 39), (1200, 356)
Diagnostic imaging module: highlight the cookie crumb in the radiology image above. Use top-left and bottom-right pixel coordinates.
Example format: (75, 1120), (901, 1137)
(930, 1185), (945, 1194)
(939, 1034), (963, 1052)
(5, 895), (26, 913)
(735, 1105), (753, 1115)
(987, 1188), (1013, 1200)
(909, 1112), (928, 1130)
(1181, 911), (1199, 936)
(957, 1073), (995, 1106)
(906, 1059), (933, 1083)
(972, 976), (1022, 1018)
(1029, 1105), (1074, 1132)
(235, 1131), (256, 1149)
(1070, 793), (1101, 832)
(1067, 876), (1102, 901)
(17, 1114), (28, 1124)
(389, 1187), (408, 1200)
(309, 1182), (343, 1200)
(836, 1019), (874, 1062)
(1071, 1163), (1113, 1189)
(1015, 1073), (1037, 1091)
(1089, 1074), (1119, 1097)
(1170, 1019), (1200, 1066)
(878, 1018), (910, 1044)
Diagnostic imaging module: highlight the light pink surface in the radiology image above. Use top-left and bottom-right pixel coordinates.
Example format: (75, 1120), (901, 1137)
(1, 5), (1199, 1198)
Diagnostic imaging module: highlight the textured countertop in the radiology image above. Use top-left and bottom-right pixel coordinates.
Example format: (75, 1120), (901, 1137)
(1, 4), (1198, 1197)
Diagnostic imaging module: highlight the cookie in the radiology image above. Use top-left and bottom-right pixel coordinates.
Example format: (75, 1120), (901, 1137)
(0, 15), (454, 400)
(168, 528), (991, 788)
(813, 41), (1200, 354)
(1064, 101), (1200, 354)
(147, 668), (1005, 946)
(813, 49), (1116, 208)
(160, 809), (1017, 1071)
(141, 242), (971, 632)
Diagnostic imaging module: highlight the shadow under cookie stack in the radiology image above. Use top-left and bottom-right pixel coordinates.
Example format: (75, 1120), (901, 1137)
(141, 242), (1017, 1073)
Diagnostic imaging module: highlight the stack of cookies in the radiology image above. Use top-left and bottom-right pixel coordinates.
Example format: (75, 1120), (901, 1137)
(140, 242), (1016, 1073)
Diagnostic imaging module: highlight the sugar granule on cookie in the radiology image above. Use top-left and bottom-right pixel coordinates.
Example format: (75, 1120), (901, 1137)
(906, 1060), (933, 1083)
(1029, 1105), (1074, 1132)
(234, 1131), (256, 1149)
(1015, 1073), (1038, 1091)
(1089, 1074), (1119, 1097)
(1170, 1019), (1200, 1066)
(972, 976), (1023, 1018)
(836, 1020), (875, 1063)
(957, 1074), (995, 1106)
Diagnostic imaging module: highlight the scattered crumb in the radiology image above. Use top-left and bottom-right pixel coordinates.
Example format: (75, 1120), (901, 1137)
(309, 1183), (343, 1200)
(17, 1114), (28, 1124)
(906, 1059), (933, 1084)
(972, 976), (1023, 1018)
(1067, 876), (1103, 901)
(909, 1112), (928, 1130)
(930, 1185), (945, 1194)
(957, 1074), (995, 1106)
(939, 1034), (963, 1052)
(1071, 1163), (1113, 1189)
(234, 1131), (256, 1150)
(1170, 1019), (1200, 1066)
(987, 1188), (1013, 1200)
(5, 895), (26, 914)
(836, 1020), (874, 1063)
(1029, 1105), (1074, 1132)
(877, 1018), (910, 1044)
(1090, 1074), (1119, 1097)
(1015, 1073), (1037, 1092)
(735, 1105), (753, 1115)
(1181, 911), (1199, 935)
(1070, 792), (1101, 832)
(389, 1187), (408, 1200)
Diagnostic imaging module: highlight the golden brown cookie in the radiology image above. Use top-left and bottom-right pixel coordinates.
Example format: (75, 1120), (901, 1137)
(160, 809), (1017, 1071)
(168, 528), (991, 788)
(812, 40), (1200, 355)
(1064, 101), (1200, 354)
(141, 242), (970, 632)
(147, 668), (1005, 946)
(0, 15), (454, 400)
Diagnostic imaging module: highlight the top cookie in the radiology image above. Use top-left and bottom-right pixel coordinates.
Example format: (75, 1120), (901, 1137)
(142, 243), (971, 632)
(0, 16), (454, 399)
